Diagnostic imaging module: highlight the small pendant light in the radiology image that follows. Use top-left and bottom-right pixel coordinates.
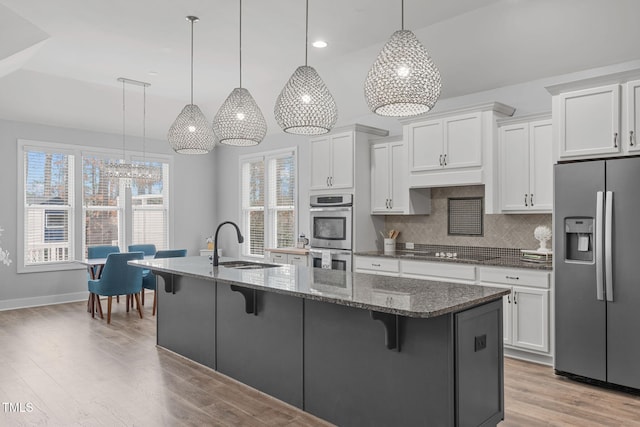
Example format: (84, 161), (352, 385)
(213, 0), (267, 146)
(167, 16), (216, 154)
(274, 0), (337, 135)
(364, 0), (442, 117)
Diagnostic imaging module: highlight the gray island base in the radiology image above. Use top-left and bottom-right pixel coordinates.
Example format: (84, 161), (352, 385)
(130, 256), (509, 427)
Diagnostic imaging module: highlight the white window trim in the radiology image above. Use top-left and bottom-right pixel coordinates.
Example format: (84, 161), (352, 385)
(238, 147), (298, 259)
(17, 139), (173, 274)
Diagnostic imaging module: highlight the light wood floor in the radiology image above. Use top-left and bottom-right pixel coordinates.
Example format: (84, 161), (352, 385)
(0, 298), (639, 426)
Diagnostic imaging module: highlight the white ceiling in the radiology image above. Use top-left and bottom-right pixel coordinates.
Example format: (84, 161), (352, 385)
(1, 0), (640, 141)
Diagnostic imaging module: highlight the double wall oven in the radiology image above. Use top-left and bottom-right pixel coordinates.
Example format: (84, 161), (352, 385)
(309, 194), (353, 272)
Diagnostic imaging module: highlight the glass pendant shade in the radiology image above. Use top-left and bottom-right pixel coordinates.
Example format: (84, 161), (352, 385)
(168, 104), (216, 154)
(364, 29), (441, 117)
(214, 88), (267, 146)
(274, 65), (338, 135)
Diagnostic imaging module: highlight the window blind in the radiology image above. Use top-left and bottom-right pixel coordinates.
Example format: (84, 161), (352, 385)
(268, 154), (295, 249)
(23, 149), (73, 265)
(130, 161), (169, 250)
(241, 159), (265, 256)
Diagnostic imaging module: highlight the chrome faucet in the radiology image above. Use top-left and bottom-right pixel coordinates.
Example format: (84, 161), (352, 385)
(212, 221), (244, 267)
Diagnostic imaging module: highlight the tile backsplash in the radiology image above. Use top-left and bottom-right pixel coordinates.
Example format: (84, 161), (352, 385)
(385, 186), (552, 250)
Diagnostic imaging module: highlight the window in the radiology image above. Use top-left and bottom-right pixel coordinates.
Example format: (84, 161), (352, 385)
(23, 147), (74, 266)
(240, 149), (297, 257)
(18, 140), (171, 272)
(130, 160), (169, 250)
(82, 154), (124, 253)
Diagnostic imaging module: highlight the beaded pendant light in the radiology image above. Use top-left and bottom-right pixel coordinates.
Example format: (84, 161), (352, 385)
(274, 0), (337, 135)
(213, 0), (267, 146)
(167, 16), (215, 154)
(364, 0), (442, 117)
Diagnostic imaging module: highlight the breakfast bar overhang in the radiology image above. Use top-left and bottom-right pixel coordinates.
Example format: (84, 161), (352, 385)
(130, 256), (509, 427)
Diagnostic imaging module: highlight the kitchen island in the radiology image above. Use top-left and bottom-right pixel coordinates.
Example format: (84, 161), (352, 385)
(130, 256), (510, 427)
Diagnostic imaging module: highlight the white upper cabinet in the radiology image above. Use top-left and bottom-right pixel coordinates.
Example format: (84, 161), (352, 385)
(310, 131), (354, 190)
(558, 84), (621, 158)
(403, 102), (515, 213)
(626, 79), (640, 153)
(408, 113), (482, 173)
(371, 138), (430, 215)
(498, 115), (553, 213)
(548, 70), (640, 161)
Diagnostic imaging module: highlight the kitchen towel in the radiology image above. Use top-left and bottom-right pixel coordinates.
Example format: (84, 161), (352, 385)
(321, 250), (332, 269)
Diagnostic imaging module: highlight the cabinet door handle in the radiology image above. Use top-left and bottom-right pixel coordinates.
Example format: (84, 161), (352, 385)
(506, 276), (519, 280)
(530, 193), (534, 207)
(507, 295), (511, 304)
(513, 293), (517, 304)
(524, 194), (528, 207)
(326, 177), (329, 187)
(614, 132), (618, 148)
(330, 176), (333, 186)
(389, 198), (393, 209)
(443, 154), (447, 166)
(438, 154), (443, 166)
(631, 130), (635, 146)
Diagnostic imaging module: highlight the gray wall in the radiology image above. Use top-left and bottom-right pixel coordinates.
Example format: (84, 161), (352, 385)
(0, 118), (216, 309)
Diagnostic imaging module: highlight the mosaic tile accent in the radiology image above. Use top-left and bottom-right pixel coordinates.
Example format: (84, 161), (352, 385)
(385, 186), (552, 250)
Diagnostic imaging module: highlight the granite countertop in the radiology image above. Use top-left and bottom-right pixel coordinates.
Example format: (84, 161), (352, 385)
(354, 250), (553, 271)
(130, 256), (509, 319)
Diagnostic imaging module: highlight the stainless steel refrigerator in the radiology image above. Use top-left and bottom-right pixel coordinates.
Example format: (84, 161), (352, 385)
(555, 157), (640, 390)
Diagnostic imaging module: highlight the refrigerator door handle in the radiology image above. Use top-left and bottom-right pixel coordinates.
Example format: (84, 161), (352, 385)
(605, 191), (614, 302)
(596, 191), (605, 301)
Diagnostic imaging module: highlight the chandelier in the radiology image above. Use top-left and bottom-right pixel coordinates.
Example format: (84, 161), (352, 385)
(364, 0), (442, 117)
(105, 78), (161, 184)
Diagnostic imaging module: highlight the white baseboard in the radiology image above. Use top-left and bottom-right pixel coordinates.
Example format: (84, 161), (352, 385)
(0, 292), (88, 311)
(505, 347), (554, 366)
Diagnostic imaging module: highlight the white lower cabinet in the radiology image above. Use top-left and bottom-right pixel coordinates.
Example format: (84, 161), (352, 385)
(354, 256), (400, 277)
(479, 267), (550, 354)
(268, 252), (309, 267)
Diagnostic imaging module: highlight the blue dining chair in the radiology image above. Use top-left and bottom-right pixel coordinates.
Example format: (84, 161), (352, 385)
(143, 249), (187, 315)
(87, 245), (120, 278)
(127, 244), (156, 256)
(88, 252), (144, 324)
(127, 244), (156, 307)
(85, 245), (120, 310)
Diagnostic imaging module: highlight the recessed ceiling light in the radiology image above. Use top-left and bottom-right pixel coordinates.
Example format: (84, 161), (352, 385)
(148, 71), (158, 76)
(312, 40), (327, 48)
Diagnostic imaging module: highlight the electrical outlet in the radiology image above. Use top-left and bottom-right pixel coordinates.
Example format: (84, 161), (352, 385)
(405, 242), (414, 250)
(474, 334), (487, 352)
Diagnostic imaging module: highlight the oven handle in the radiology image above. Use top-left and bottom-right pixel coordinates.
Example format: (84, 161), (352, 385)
(310, 206), (353, 212)
(309, 249), (352, 257)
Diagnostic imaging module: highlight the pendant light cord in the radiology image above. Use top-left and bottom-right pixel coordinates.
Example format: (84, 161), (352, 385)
(305, 0), (309, 66)
(401, 0), (404, 30)
(239, 0), (243, 88)
(190, 17), (195, 105)
(142, 84), (146, 163)
(122, 79), (126, 161)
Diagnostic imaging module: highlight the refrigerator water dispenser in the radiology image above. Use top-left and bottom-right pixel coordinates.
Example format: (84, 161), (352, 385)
(564, 218), (593, 262)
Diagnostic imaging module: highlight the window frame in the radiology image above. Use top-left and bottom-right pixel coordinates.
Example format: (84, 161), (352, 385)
(17, 139), (173, 273)
(239, 148), (298, 259)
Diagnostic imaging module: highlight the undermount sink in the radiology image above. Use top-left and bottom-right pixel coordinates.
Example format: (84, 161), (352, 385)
(217, 260), (280, 270)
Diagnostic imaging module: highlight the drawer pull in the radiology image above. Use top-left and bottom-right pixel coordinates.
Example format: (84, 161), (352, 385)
(372, 263), (381, 267)
(506, 275), (519, 280)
